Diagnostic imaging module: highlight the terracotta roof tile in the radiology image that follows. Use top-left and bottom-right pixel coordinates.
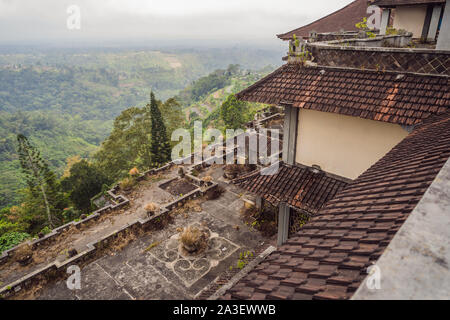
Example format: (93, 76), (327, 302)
(233, 163), (349, 213)
(237, 64), (450, 125)
(223, 111), (450, 300)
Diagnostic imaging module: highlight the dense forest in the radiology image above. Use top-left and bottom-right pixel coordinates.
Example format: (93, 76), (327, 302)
(0, 47), (279, 209)
(0, 47), (277, 251)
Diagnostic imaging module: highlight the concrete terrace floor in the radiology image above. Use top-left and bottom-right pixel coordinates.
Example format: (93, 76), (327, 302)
(36, 168), (274, 300)
(0, 167), (182, 288)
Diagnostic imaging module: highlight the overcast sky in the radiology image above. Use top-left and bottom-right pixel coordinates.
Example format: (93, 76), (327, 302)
(0, 0), (354, 46)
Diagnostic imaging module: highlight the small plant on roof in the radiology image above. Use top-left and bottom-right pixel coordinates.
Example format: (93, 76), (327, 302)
(355, 17), (368, 30)
(355, 17), (377, 39)
(296, 49), (311, 65)
(289, 34), (301, 55)
(386, 26), (398, 36)
(293, 34), (300, 47)
(366, 31), (376, 38)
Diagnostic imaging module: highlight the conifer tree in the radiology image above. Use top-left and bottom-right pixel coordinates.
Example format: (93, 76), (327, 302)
(149, 92), (171, 166)
(17, 134), (65, 228)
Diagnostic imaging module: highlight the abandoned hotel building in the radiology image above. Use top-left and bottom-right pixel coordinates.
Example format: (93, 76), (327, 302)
(0, 0), (449, 300)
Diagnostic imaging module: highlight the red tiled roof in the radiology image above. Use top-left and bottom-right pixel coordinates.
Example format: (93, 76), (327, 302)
(223, 111), (450, 300)
(374, 0), (445, 7)
(234, 163), (349, 213)
(236, 64), (450, 126)
(277, 0), (369, 40)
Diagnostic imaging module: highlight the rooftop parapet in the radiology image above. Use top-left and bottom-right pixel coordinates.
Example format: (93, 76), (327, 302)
(287, 33), (450, 75)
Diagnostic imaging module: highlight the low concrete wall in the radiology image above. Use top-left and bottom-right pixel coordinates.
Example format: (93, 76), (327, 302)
(0, 189), (130, 266)
(0, 130), (274, 298)
(0, 178), (218, 299)
(0, 160), (181, 264)
(0, 143), (240, 298)
(288, 34), (450, 75)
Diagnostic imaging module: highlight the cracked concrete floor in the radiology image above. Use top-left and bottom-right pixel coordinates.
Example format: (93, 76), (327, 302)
(0, 169), (180, 288)
(37, 180), (275, 300)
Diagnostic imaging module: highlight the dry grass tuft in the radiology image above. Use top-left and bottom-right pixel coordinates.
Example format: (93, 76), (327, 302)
(144, 202), (159, 213)
(172, 199), (203, 216)
(179, 226), (208, 254)
(202, 175), (213, 183)
(119, 177), (135, 190)
(14, 244), (33, 266)
(107, 229), (140, 253)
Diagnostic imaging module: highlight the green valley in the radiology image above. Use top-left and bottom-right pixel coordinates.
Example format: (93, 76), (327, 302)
(0, 47), (280, 209)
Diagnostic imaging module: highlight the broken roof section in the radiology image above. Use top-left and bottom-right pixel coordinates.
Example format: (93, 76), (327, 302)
(236, 64), (450, 126)
(277, 0), (370, 40)
(233, 163), (349, 214)
(223, 110), (450, 300)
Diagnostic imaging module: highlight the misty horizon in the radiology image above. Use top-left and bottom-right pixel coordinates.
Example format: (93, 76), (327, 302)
(0, 0), (354, 47)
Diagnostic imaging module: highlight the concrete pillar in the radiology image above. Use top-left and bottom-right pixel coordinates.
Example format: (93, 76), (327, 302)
(428, 5), (443, 41)
(380, 8), (391, 35)
(421, 5), (434, 40)
(281, 106), (291, 163)
(277, 203), (290, 246)
(288, 107), (298, 165)
(255, 196), (263, 209)
(281, 105), (298, 165)
(437, 0), (450, 50)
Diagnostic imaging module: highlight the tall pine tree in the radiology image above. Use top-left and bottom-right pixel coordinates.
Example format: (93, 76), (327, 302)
(149, 92), (171, 167)
(17, 134), (66, 228)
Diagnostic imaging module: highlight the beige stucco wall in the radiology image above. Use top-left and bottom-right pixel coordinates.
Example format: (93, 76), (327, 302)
(295, 109), (409, 180)
(393, 5), (427, 38)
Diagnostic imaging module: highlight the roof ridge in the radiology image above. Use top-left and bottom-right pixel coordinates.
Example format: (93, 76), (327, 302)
(277, 0), (365, 39)
(236, 64), (290, 99)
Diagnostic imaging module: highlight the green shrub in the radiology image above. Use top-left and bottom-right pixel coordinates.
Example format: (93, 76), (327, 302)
(39, 226), (52, 236)
(0, 231), (30, 253)
(62, 207), (79, 223)
(0, 220), (21, 237)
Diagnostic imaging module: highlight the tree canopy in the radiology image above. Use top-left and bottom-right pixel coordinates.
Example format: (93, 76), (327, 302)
(220, 94), (248, 130)
(61, 159), (112, 213)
